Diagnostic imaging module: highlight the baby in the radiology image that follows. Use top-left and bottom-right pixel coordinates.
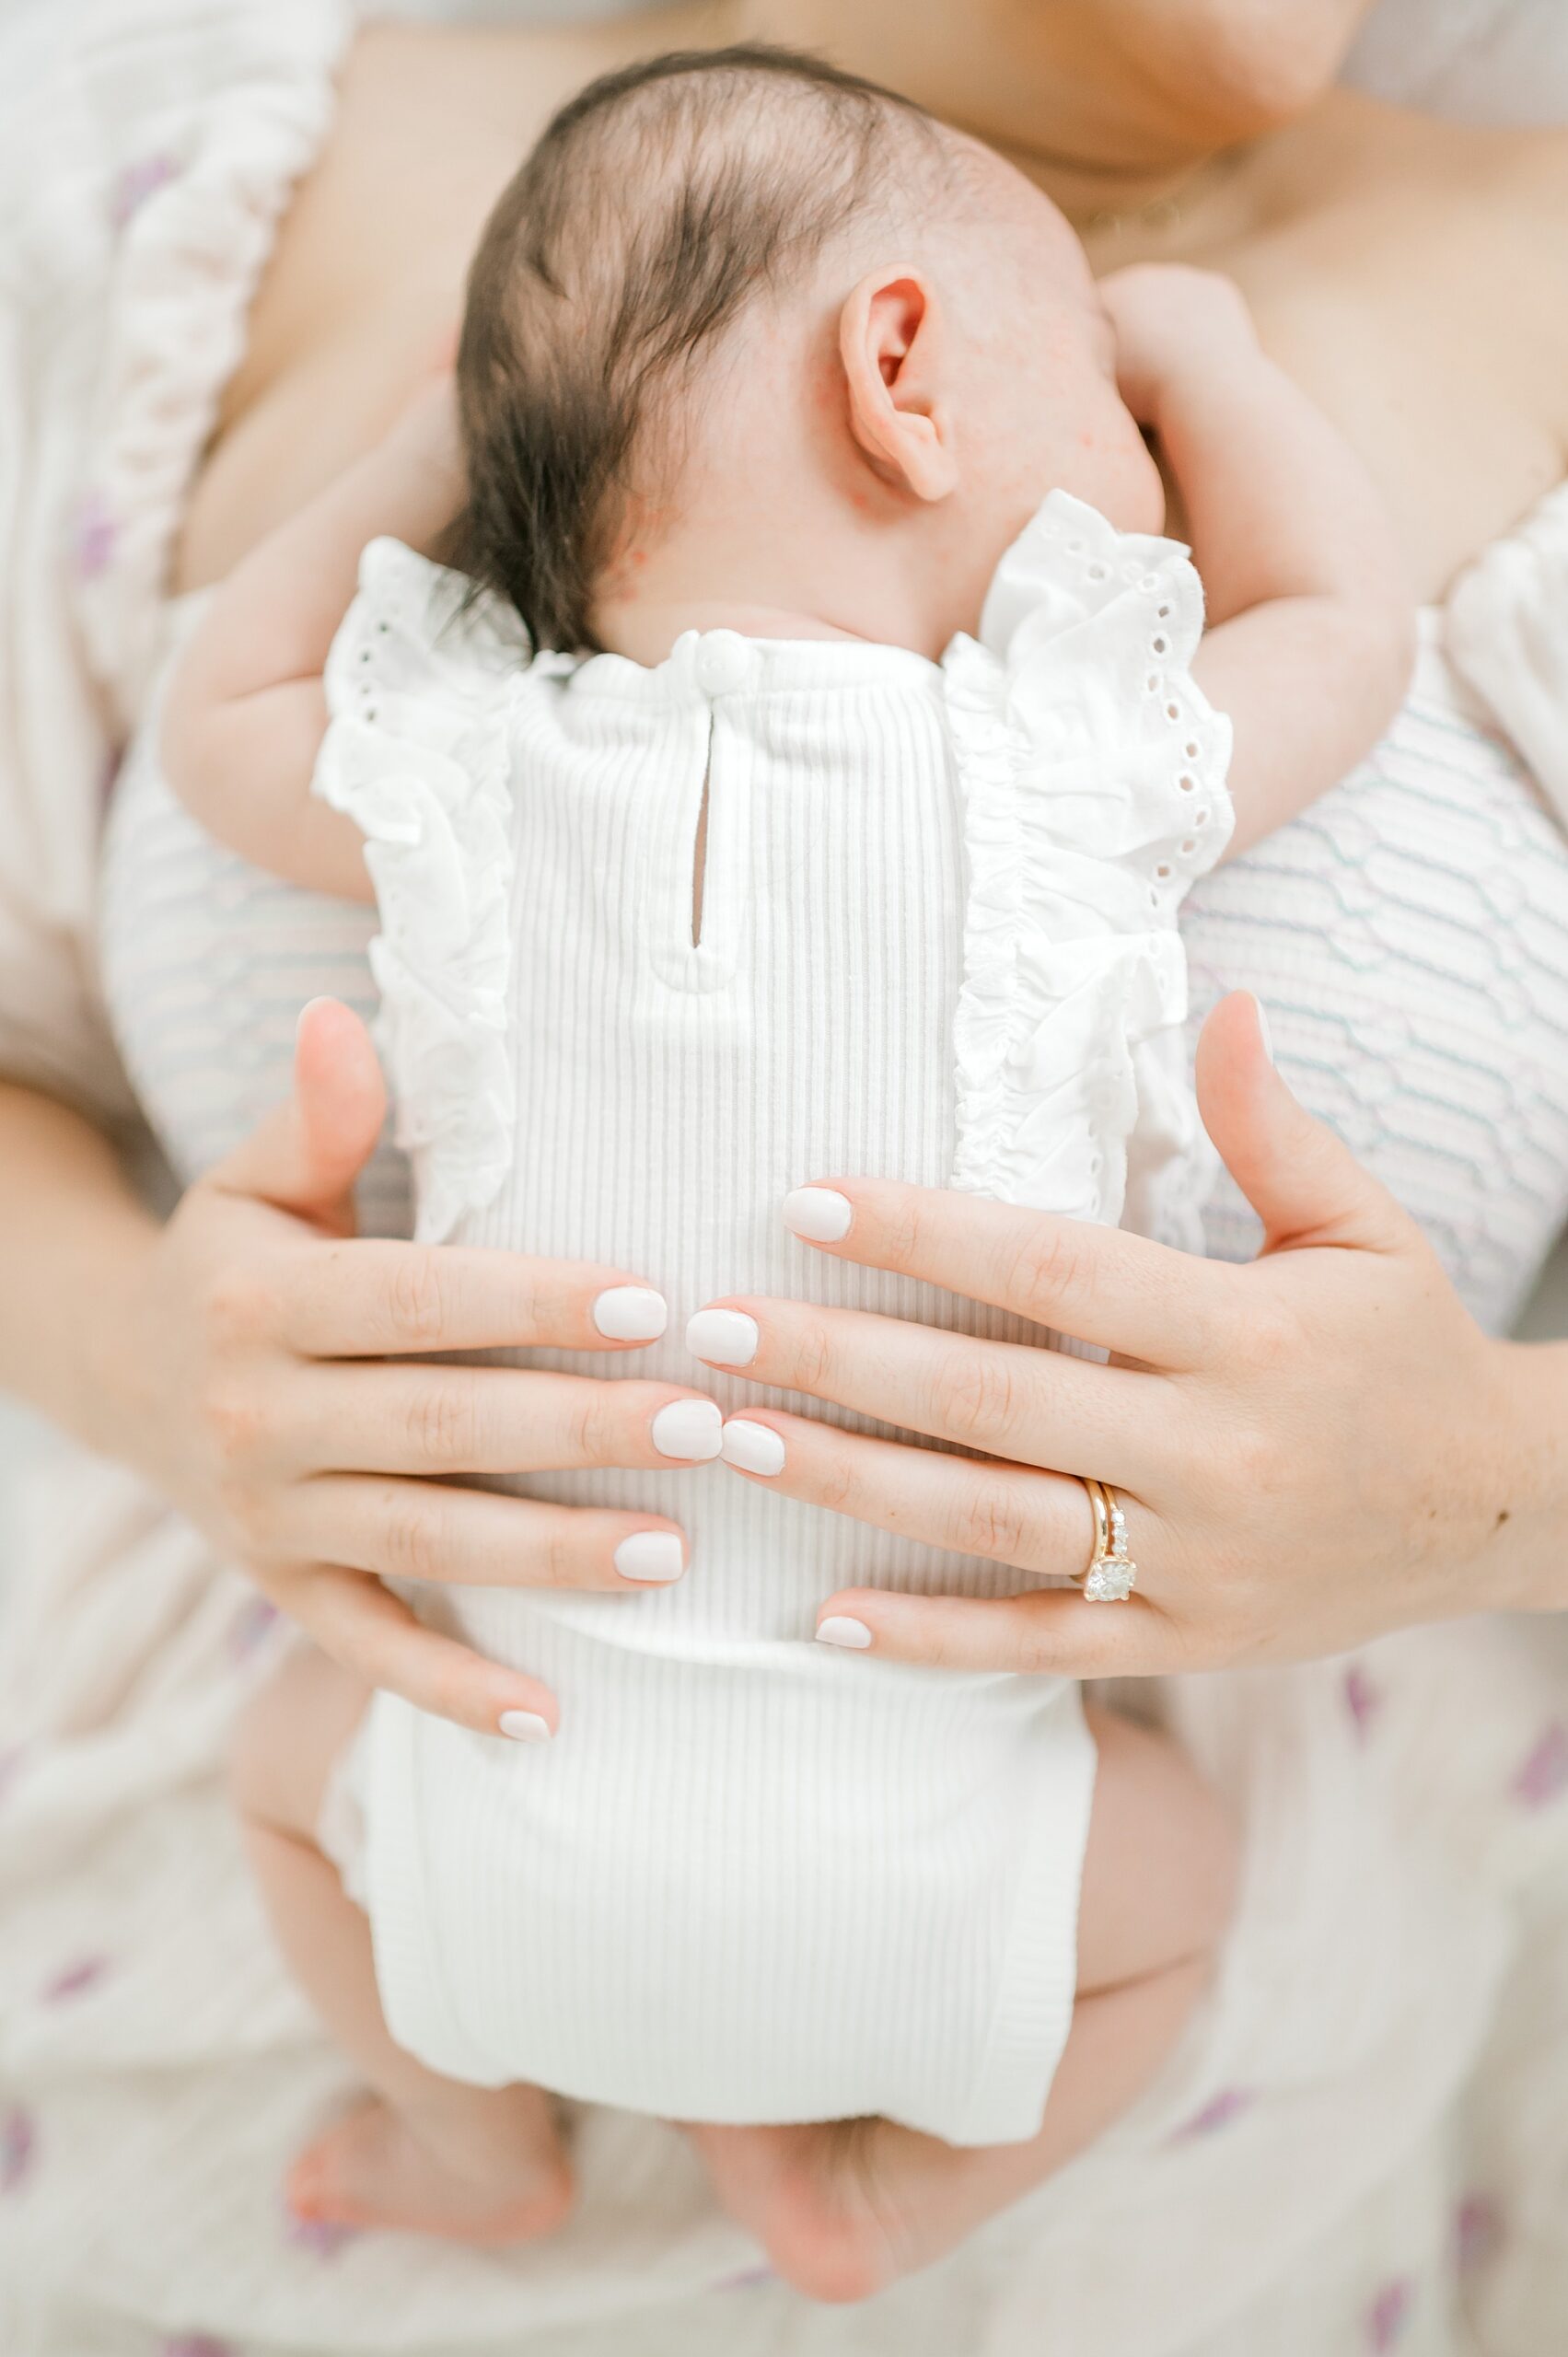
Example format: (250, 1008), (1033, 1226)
(163, 46), (1411, 2302)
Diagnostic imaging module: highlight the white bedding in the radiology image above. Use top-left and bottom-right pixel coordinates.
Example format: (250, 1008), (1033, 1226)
(6, 6), (1568, 2356)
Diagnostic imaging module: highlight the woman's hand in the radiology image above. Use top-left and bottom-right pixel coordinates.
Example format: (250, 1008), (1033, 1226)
(102, 1001), (721, 1736)
(689, 994), (1567, 1676)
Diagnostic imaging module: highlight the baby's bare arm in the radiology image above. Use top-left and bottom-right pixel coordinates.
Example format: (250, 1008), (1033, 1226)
(1103, 265), (1414, 857)
(161, 381), (465, 900)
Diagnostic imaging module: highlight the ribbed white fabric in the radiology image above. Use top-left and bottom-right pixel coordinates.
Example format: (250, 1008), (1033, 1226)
(310, 493), (1234, 2145)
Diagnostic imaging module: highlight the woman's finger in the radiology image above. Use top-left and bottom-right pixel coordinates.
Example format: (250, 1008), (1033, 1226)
(278, 1562), (562, 1737)
(773, 1178), (1236, 1369)
(808, 1583), (1196, 1681)
(210, 997), (386, 1237)
(293, 1366), (726, 1478)
(280, 1479), (692, 1593)
(687, 1300), (1167, 1483)
(275, 1240), (675, 1360)
(1195, 989), (1418, 1256)
(717, 1409), (1115, 1581)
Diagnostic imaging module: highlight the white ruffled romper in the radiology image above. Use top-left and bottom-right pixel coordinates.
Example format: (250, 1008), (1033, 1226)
(316, 489), (1234, 2147)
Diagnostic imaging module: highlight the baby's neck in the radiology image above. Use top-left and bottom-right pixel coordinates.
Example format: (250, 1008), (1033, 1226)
(591, 481), (983, 671)
(594, 545), (953, 668)
(597, 597), (872, 667)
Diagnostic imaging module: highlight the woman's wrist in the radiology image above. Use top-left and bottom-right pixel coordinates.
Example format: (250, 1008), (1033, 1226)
(75, 1207), (167, 1475)
(1477, 1334), (1568, 1614)
(0, 1080), (159, 1466)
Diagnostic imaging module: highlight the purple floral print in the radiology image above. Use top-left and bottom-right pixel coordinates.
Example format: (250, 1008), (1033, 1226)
(285, 2207), (360, 2259)
(1512, 1722), (1568, 1810)
(73, 493), (117, 582)
(1343, 1664), (1382, 1741)
(0, 2107), (37, 2196)
(1454, 2192), (1504, 2276)
(111, 154), (179, 230)
(1365, 2276), (1413, 2351)
(1171, 2087), (1254, 2141)
(41, 1956), (110, 2004)
(228, 1596), (280, 1665)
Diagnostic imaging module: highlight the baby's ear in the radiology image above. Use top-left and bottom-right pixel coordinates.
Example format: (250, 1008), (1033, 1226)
(839, 269), (958, 503)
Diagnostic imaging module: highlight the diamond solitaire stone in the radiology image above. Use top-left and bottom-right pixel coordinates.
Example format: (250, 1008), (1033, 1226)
(1084, 1559), (1135, 1604)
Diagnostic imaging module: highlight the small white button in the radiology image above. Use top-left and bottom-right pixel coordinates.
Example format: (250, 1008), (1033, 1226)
(693, 630), (756, 695)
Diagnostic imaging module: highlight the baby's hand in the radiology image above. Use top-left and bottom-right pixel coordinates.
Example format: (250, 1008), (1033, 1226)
(1099, 265), (1258, 428)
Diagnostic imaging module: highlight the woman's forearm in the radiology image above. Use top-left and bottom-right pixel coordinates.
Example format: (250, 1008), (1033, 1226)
(0, 1081), (156, 1460)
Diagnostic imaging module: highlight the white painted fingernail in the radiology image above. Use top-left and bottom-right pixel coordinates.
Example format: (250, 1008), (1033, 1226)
(686, 1308), (759, 1367)
(594, 1285), (668, 1341)
(499, 1710), (552, 1742)
(783, 1187), (854, 1243)
(652, 1399), (724, 1462)
(721, 1419), (786, 1476)
(613, 1531), (686, 1583)
(1246, 993), (1274, 1066)
(816, 1616), (873, 1651)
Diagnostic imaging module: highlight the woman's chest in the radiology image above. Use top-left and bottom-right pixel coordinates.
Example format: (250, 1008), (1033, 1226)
(1237, 248), (1566, 600)
(1086, 108), (1568, 600)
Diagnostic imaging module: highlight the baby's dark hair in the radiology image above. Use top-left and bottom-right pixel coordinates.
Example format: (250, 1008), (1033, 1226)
(452, 45), (947, 652)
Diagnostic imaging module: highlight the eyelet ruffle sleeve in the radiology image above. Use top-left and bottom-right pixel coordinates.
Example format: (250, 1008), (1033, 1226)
(314, 538), (528, 1244)
(944, 490), (1235, 1251)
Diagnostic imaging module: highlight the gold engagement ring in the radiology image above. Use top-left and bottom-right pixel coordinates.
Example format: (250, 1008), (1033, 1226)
(1074, 1477), (1138, 1604)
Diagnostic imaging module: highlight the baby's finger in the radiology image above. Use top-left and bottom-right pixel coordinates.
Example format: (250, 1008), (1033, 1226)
(280, 1479), (691, 1593)
(276, 1241), (673, 1359)
(298, 1366), (725, 1478)
(284, 1562), (561, 1738)
(717, 1410), (1102, 1580)
(808, 1585), (1193, 1681)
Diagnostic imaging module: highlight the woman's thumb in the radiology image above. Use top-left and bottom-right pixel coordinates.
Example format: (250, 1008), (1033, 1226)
(1195, 993), (1410, 1255)
(211, 999), (387, 1229)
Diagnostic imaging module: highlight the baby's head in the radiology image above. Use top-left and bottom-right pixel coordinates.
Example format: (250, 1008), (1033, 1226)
(456, 46), (1162, 661)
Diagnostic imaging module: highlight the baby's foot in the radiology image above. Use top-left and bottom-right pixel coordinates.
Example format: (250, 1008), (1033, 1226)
(691, 2118), (1002, 2305)
(287, 2088), (574, 2247)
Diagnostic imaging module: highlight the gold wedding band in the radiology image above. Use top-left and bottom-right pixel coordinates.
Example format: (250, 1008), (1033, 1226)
(1074, 1477), (1138, 1604)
